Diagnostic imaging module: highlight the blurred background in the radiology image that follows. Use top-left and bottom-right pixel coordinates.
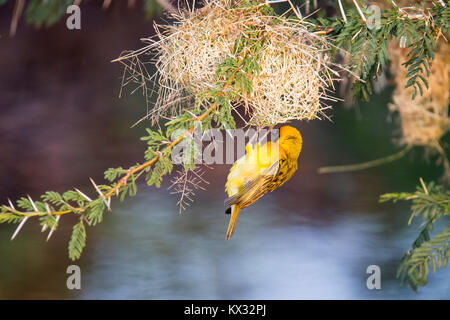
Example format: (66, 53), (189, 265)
(0, 0), (448, 299)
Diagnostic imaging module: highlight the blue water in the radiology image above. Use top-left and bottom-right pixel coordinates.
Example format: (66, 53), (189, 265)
(74, 188), (449, 299)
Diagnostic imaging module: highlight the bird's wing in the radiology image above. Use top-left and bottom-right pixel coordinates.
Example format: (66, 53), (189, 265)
(224, 158), (284, 208)
(225, 141), (279, 195)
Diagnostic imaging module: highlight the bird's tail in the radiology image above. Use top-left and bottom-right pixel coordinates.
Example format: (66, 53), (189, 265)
(226, 205), (240, 240)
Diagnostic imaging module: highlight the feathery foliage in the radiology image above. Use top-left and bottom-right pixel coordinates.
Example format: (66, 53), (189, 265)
(380, 179), (450, 291)
(315, 2), (448, 100)
(68, 220), (87, 261)
(25, 0), (73, 28)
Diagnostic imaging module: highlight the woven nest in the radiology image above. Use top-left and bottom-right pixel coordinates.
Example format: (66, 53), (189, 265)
(388, 40), (450, 146)
(152, 0), (336, 126)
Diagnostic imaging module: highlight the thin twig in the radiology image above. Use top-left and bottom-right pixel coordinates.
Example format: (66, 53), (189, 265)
(286, 0), (302, 20)
(318, 145), (412, 174)
(10, 0), (25, 37)
(2, 99), (221, 220)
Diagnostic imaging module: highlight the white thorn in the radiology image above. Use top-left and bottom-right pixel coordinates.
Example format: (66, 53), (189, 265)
(419, 177), (428, 195)
(352, 0), (367, 22)
(338, 0), (347, 23)
(186, 110), (197, 118)
(74, 188), (93, 202)
(27, 195), (38, 212)
(89, 178), (110, 210)
(7, 198), (16, 211)
(41, 203), (53, 232)
(46, 215), (60, 242)
(11, 217), (28, 241)
(389, 0), (399, 9)
(296, 6), (303, 19)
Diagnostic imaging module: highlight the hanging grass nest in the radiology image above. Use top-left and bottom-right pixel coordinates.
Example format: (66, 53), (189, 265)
(151, 0), (337, 126)
(388, 40), (450, 146)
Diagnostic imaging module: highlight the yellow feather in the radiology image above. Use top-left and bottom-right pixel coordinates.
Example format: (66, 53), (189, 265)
(226, 205), (240, 240)
(224, 126), (302, 239)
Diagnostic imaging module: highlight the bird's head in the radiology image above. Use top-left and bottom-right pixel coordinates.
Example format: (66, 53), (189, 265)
(278, 126), (302, 160)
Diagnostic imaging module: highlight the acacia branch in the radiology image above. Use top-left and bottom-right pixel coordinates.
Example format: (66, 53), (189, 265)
(1, 103), (217, 220)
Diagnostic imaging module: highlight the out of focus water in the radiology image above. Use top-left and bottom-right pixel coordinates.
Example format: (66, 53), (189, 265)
(0, 2), (448, 299)
(2, 174), (449, 299)
(78, 190), (450, 299)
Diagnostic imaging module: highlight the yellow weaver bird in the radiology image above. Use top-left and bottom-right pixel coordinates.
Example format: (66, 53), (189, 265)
(224, 126), (302, 239)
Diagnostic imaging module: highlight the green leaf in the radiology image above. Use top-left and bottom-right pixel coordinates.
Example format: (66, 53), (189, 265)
(0, 213), (22, 224)
(68, 220), (86, 261)
(86, 199), (105, 226)
(383, 179), (450, 290)
(42, 191), (64, 206)
(39, 214), (58, 231)
(25, 0), (73, 28)
(104, 167), (125, 182)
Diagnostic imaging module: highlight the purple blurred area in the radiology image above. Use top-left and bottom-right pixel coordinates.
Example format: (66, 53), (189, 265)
(0, 1), (160, 299)
(0, 1), (448, 300)
(0, 1), (154, 199)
